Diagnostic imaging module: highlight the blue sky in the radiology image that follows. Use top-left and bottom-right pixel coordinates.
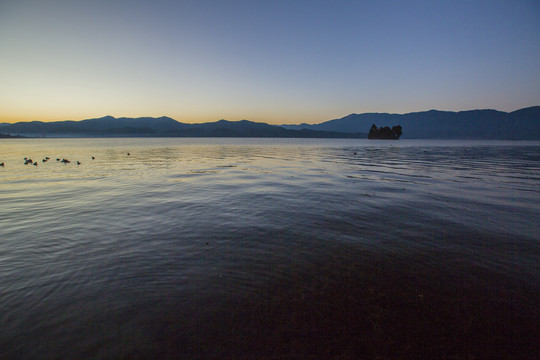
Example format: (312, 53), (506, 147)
(1, 0), (539, 124)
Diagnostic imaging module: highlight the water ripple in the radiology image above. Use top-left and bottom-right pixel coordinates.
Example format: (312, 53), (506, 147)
(1, 138), (539, 359)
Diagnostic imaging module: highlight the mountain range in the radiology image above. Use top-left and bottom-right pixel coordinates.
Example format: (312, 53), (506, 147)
(282, 106), (540, 140)
(1, 106), (539, 139)
(0, 117), (365, 138)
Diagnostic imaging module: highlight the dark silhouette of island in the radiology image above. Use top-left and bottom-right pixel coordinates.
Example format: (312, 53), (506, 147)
(368, 124), (402, 140)
(282, 106), (540, 139)
(1, 106), (538, 139)
(0, 133), (26, 138)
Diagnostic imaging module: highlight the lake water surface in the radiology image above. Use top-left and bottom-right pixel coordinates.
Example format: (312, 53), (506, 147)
(1, 138), (539, 359)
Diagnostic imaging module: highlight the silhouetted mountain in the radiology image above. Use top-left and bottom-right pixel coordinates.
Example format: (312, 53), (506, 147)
(77, 116), (188, 132)
(1, 116), (365, 138)
(3, 107), (538, 139)
(282, 106), (540, 139)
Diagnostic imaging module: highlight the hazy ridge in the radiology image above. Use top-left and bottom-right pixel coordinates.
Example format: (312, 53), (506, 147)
(282, 106), (540, 139)
(0, 117), (365, 139)
(1, 106), (539, 139)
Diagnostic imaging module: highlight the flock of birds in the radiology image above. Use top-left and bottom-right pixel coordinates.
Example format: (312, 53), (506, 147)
(23, 156), (86, 166)
(0, 153), (131, 168)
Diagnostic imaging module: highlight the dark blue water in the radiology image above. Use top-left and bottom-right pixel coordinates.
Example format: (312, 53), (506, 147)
(1, 138), (539, 359)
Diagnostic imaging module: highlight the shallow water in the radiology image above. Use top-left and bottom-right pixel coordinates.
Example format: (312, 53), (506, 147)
(1, 138), (539, 359)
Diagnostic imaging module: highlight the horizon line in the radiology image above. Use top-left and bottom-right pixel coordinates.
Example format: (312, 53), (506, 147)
(1, 105), (538, 125)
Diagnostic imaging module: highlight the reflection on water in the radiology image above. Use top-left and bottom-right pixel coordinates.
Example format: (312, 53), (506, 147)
(0, 138), (539, 359)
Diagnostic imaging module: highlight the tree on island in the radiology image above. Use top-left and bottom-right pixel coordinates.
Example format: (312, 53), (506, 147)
(368, 124), (403, 140)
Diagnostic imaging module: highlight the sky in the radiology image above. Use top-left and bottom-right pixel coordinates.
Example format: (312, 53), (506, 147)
(1, 0), (539, 125)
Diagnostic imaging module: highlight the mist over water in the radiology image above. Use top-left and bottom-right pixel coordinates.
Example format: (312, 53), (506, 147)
(1, 138), (539, 359)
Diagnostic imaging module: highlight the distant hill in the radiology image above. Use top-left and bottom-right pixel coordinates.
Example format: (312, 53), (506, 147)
(282, 106), (540, 139)
(2, 106), (539, 139)
(1, 116), (365, 138)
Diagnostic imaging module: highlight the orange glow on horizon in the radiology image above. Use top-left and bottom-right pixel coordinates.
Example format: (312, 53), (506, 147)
(0, 112), (321, 126)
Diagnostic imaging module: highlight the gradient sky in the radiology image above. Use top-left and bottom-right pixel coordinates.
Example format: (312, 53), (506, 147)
(1, 0), (539, 124)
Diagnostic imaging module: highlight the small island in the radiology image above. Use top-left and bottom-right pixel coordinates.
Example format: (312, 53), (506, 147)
(0, 133), (26, 139)
(368, 124), (403, 140)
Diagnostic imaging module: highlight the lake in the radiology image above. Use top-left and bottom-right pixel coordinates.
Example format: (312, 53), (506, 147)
(1, 138), (539, 359)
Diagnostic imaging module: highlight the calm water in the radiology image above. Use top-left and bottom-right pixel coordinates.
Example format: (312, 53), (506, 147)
(1, 138), (539, 359)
